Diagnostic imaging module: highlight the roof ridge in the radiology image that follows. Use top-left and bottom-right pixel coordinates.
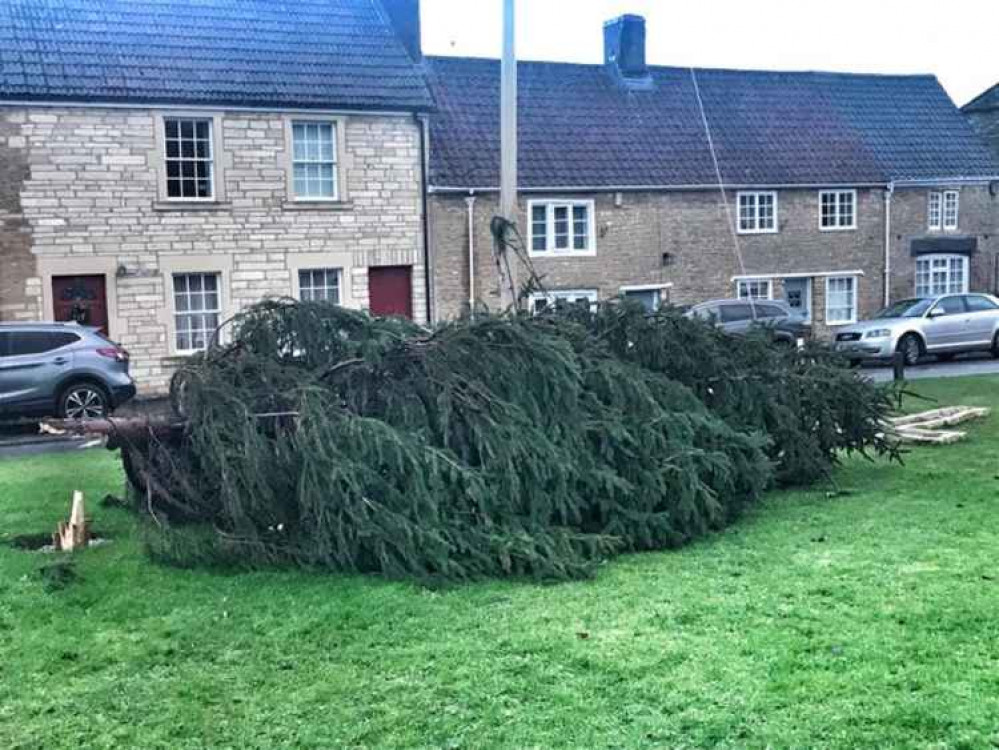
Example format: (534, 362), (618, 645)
(425, 54), (937, 82)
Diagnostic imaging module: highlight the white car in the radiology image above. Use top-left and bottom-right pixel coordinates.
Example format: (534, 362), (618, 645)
(833, 294), (999, 366)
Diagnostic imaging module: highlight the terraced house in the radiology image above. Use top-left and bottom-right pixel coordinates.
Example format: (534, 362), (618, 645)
(426, 15), (999, 334)
(0, 0), (431, 392)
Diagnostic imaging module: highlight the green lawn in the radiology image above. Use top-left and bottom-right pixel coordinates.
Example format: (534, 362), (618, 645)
(2, 377), (999, 749)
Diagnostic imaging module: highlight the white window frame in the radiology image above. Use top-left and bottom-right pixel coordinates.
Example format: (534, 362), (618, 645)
(289, 120), (339, 202)
(161, 116), (217, 202)
(928, 190), (959, 231)
(818, 189), (857, 231)
(942, 190), (960, 231)
(736, 278), (773, 300)
(297, 267), (342, 304)
(915, 254), (969, 297)
(527, 200), (597, 257)
(736, 191), (778, 235)
(825, 275), (858, 325)
(172, 272), (223, 354)
(529, 289), (598, 313)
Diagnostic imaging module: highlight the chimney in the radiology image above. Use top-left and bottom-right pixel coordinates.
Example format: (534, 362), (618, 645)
(381, 0), (422, 62)
(603, 14), (649, 83)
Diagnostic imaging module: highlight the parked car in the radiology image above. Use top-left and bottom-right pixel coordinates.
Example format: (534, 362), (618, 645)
(686, 299), (811, 345)
(833, 293), (999, 366)
(0, 323), (136, 419)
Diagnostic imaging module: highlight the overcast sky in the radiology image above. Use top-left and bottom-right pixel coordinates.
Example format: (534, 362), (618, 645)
(421, 0), (998, 107)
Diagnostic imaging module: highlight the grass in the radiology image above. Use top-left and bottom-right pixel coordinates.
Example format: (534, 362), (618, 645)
(2, 376), (999, 749)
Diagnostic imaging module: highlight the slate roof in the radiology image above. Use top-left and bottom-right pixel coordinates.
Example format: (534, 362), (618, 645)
(0, 0), (432, 111)
(426, 56), (999, 190)
(962, 83), (999, 113)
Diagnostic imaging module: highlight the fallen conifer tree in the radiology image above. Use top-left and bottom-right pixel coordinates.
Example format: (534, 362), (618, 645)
(119, 300), (899, 581)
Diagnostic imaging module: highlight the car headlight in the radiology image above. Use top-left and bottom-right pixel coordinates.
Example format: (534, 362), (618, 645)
(864, 329), (892, 339)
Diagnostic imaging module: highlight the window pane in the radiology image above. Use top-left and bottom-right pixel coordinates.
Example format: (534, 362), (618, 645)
(531, 205), (547, 251)
(291, 121), (337, 199)
(572, 205), (588, 250)
(553, 206), (569, 249)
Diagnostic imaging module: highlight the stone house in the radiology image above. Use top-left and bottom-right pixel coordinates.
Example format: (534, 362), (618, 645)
(963, 84), (999, 162)
(0, 0), (432, 393)
(425, 15), (999, 336)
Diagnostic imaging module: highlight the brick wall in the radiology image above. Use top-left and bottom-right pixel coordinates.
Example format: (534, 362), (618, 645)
(888, 185), (999, 301)
(431, 185), (999, 335)
(0, 107), (426, 394)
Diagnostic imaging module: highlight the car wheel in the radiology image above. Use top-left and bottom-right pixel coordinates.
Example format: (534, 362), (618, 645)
(896, 333), (923, 367)
(59, 382), (110, 420)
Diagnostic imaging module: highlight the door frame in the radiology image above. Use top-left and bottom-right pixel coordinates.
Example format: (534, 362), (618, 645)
(37, 257), (120, 339)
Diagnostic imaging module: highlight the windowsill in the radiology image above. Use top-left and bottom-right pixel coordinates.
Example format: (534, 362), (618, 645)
(825, 320), (857, 327)
(819, 225), (857, 232)
(282, 200), (354, 212)
(528, 250), (598, 259)
(736, 229), (779, 236)
(154, 201), (232, 212)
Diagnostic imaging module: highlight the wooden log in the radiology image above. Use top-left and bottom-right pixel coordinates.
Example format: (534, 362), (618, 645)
(39, 416), (183, 441)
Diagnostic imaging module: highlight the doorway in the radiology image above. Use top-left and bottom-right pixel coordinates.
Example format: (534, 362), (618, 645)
(783, 277), (811, 322)
(369, 266), (413, 319)
(52, 275), (109, 334)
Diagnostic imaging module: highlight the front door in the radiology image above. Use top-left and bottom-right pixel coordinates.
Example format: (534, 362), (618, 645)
(783, 278), (811, 322)
(52, 275), (109, 334)
(368, 266), (413, 319)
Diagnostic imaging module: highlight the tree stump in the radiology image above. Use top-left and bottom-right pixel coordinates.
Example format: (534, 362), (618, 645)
(53, 491), (90, 552)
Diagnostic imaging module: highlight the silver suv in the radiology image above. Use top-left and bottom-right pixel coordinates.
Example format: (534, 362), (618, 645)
(0, 323), (136, 419)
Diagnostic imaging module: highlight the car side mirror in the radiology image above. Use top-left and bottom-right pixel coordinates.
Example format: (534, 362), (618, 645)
(927, 308), (944, 319)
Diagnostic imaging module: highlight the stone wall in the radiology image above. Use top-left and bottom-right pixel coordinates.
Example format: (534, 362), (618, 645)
(431, 185), (999, 335)
(0, 106), (426, 394)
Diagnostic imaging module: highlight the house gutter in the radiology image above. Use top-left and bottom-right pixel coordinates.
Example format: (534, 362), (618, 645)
(465, 192), (477, 315)
(883, 181), (894, 307)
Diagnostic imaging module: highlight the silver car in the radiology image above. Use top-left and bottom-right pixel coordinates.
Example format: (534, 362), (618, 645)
(0, 323), (136, 418)
(833, 294), (999, 366)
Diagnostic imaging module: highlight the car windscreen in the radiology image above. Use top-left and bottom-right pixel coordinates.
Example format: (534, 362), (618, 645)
(874, 299), (933, 319)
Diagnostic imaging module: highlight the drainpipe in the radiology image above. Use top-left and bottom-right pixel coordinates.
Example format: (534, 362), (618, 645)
(465, 192), (476, 316)
(415, 113), (433, 324)
(883, 182), (894, 307)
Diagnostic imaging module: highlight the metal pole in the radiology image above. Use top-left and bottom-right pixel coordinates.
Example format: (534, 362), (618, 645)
(495, 0), (518, 309)
(500, 0), (517, 221)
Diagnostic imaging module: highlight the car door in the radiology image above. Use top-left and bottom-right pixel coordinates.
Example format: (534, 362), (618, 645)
(922, 296), (969, 351)
(0, 331), (74, 414)
(962, 295), (999, 346)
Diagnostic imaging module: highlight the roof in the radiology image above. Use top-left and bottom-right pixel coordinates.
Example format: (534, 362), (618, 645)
(963, 83), (999, 113)
(426, 57), (999, 190)
(0, 0), (432, 111)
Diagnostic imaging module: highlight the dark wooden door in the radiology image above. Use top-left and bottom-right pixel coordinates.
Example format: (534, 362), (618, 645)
(368, 266), (413, 319)
(52, 275), (109, 334)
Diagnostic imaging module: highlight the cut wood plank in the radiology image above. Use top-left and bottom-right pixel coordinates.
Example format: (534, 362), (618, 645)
(889, 406), (990, 428)
(894, 427), (966, 445)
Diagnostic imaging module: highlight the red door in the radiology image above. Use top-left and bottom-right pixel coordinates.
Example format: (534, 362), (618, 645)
(369, 266), (413, 319)
(52, 275), (109, 334)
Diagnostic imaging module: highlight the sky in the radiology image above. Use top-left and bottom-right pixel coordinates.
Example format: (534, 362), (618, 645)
(421, 0), (998, 107)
